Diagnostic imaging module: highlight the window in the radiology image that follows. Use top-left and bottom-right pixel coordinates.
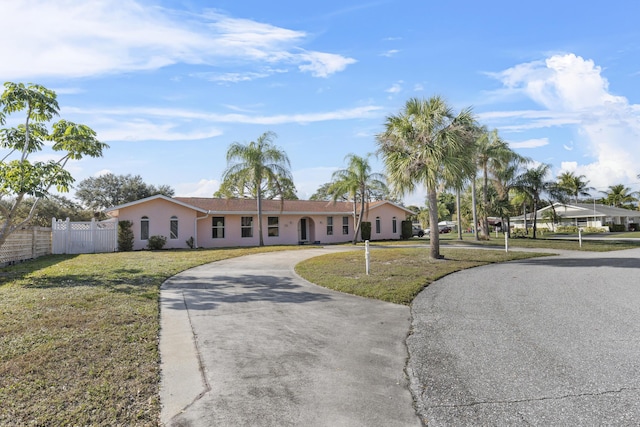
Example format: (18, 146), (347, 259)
(326, 216), (333, 235)
(342, 216), (349, 235)
(141, 216), (149, 240)
(392, 217), (397, 234)
(375, 217), (381, 234)
(170, 216), (178, 239)
(267, 216), (279, 237)
(212, 217), (225, 239)
(241, 216), (253, 238)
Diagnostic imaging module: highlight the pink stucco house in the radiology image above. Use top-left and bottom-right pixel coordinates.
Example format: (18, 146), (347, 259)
(104, 195), (414, 250)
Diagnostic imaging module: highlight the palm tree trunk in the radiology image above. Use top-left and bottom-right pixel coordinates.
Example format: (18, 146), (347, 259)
(482, 167), (490, 239)
(427, 186), (441, 259)
(456, 189), (463, 240)
(257, 187), (264, 246)
(532, 200), (538, 239)
(471, 178), (479, 241)
(354, 195), (365, 244)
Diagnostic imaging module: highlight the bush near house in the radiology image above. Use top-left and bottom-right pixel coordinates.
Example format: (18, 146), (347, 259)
(401, 220), (412, 239)
(117, 220), (134, 252)
(147, 235), (167, 250)
(609, 224), (626, 232)
(361, 222), (371, 241)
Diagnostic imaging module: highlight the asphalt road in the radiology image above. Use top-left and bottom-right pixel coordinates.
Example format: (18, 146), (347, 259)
(407, 247), (640, 426)
(160, 248), (421, 426)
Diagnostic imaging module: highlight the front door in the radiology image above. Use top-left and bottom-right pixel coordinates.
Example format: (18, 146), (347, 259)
(300, 218), (307, 241)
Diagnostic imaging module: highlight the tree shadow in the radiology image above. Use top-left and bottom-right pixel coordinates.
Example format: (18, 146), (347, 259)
(162, 274), (332, 311)
(513, 257), (640, 269)
(0, 254), (80, 285)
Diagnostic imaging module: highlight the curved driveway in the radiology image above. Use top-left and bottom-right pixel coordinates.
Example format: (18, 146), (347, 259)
(160, 248), (421, 426)
(160, 245), (640, 426)
(407, 247), (640, 425)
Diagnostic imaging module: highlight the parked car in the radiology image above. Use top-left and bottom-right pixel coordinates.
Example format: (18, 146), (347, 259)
(412, 225), (425, 237)
(439, 225), (452, 234)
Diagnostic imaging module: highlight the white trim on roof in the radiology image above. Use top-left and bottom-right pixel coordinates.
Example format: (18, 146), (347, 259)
(104, 194), (208, 214)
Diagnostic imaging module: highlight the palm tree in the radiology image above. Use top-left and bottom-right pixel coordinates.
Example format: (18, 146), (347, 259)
(556, 172), (593, 204)
(377, 96), (476, 259)
(328, 153), (387, 244)
(600, 184), (639, 209)
(221, 131), (293, 246)
(492, 159), (524, 237)
(514, 163), (551, 239)
(475, 128), (526, 239)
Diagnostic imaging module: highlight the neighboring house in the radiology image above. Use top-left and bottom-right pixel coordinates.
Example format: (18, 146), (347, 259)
(511, 202), (640, 231)
(104, 195), (414, 250)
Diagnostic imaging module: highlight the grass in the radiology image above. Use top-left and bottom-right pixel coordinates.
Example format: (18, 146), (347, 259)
(1, 236), (634, 425)
(0, 246), (309, 426)
(395, 233), (640, 252)
(295, 247), (552, 305)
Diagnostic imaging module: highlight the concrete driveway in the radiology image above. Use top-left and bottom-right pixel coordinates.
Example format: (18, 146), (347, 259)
(160, 248), (422, 426)
(407, 247), (640, 425)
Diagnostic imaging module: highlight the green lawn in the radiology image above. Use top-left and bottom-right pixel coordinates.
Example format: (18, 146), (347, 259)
(1, 237), (634, 425)
(0, 247), (309, 426)
(295, 247), (551, 305)
(395, 232), (640, 251)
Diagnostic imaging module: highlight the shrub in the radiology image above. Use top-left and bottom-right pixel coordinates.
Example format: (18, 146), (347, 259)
(117, 220), (134, 252)
(186, 236), (195, 249)
(360, 221), (371, 241)
(401, 220), (412, 239)
(556, 226), (579, 234)
(583, 226), (606, 233)
(609, 224), (625, 232)
(147, 235), (167, 250)
(510, 228), (528, 238)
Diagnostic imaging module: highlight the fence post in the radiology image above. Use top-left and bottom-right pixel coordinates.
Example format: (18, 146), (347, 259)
(91, 218), (96, 253)
(32, 227), (37, 259)
(65, 218), (71, 254)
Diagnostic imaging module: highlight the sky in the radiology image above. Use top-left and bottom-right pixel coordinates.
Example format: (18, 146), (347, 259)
(2, 0), (640, 206)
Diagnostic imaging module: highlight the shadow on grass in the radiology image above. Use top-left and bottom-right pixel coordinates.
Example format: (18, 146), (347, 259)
(162, 273), (332, 311)
(512, 256), (640, 269)
(0, 254), (79, 284)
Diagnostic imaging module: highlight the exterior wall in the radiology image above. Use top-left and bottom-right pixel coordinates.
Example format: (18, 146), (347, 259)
(116, 198), (199, 250)
(365, 204), (407, 241)
(112, 199), (409, 250)
(195, 213), (356, 248)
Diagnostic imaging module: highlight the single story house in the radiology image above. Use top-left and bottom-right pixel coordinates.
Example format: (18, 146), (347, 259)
(511, 202), (640, 231)
(104, 195), (414, 250)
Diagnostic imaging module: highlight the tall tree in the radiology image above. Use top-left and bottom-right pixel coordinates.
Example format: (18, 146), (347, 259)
(514, 163), (552, 239)
(377, 96), (476, 259)
(556, 171), (593, 204)
(327, 153), (387, 244)
(75, 173), (175, 210)
(478, 129), (521, 239)
(220, 131), (293, 246)
(600, 184), (638, 209)
(0, 82), (107, 248)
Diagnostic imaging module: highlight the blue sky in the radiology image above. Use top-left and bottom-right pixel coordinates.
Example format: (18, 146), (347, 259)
(2, 0), (639, 206)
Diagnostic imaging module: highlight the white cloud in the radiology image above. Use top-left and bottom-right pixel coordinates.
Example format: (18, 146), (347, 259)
(508, 138), (549, 149)
(0, 1), (355, 80)
(174, 179), (220, 197)
(413, 84), (424, 92)
(297, 51), (357, 78)
(65, 105), (383, 128)
(94, 169), (113, 177)
(487, 54), (640, 189)
(292, 166), (338, 199)
(95, 119), (223, 142)
(385, 82), (403, 94)
(380, 49), (399, 57)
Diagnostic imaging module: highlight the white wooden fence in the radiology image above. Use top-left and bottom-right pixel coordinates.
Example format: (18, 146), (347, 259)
(52, 217), (118, 254)
(0, 227), (52, 266)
